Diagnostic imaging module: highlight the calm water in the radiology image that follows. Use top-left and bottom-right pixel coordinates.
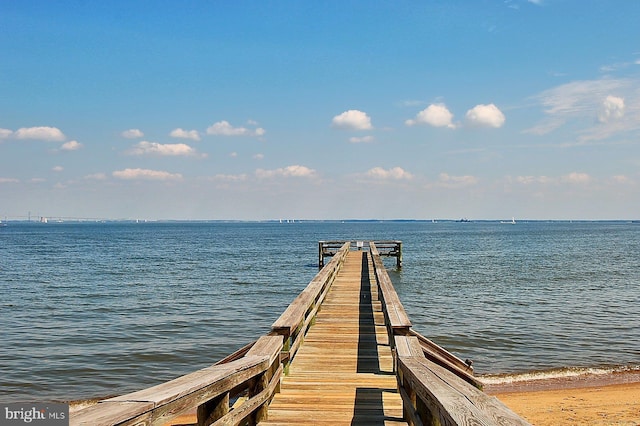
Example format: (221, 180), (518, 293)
(1, 221), (639, 403)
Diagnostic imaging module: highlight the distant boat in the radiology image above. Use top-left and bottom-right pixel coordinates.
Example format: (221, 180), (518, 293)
(0, 220), (6, 227)
(457, 218), (471, 223)
(501, 217), (516, 224)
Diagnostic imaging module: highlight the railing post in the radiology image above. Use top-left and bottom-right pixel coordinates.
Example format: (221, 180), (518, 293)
(397, 241), (403, 268)
(247, 371), (269, 425)
(197, 392), (229, 426)
(318, 241), (324, 268)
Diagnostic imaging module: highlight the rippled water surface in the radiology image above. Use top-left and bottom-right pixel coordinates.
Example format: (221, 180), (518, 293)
(1, 221), (639, 402)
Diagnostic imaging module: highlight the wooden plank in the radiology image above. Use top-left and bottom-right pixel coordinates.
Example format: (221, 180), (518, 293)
(211, 363), (283, 426)
(399, 357), (532, 426)
(408, 329), (469, 371)
(246, 335), (283, 365)
(394, 336), (423, 358)
(399, 357), (491, 425)
(408, 329), (483, 390)
(272, 242), (350, 335)
(261, 251), (408, 426)
(398, 385), (424, 426)
(369, 242), (412, 332)
(105, 356), (267, 406)
(416, 357), (531, 426)
(214, 340), (256, 365)
(70, 401), (154, 426)
(71, 356), (270, 426)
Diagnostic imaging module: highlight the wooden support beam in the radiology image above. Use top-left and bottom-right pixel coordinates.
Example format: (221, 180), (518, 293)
(197, 392), (229, 426)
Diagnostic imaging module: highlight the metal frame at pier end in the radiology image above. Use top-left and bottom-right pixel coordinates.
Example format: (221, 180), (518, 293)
(318, 240), (402, 268)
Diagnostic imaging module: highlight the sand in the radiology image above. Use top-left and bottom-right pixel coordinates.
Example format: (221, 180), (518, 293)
(71, 376), (640, 425)
(487, 375), (640, 426)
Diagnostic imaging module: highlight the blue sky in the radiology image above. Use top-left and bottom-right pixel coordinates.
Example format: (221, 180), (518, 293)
(1, 1), (639, 220)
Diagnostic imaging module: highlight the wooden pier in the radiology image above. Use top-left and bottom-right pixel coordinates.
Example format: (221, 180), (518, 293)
(71, 241), (530, 426)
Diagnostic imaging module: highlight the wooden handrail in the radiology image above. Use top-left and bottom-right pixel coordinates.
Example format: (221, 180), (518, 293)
(395, 336), (531, 426)
(369, 242), (412, 339)
(271, 241), (350, 367)
(373, 246), (529, 424)
(408, 329), (483, 390)
(70, 335), (283, 426)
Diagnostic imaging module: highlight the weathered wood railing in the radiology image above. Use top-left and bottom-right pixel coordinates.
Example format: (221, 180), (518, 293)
(71, 335), (283, 426)
(369, 242), (530, 425)
(317, 240), (346, 267)
(394, 336), (531, 426)
(272, 241), (350, 369)
(370, 241), (412, 340)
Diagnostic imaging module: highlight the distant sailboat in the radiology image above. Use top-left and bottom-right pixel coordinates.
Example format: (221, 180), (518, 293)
(501, 217), (516, 224)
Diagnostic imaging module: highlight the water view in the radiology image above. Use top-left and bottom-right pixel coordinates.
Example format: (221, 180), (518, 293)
(1, 221), (639, 403)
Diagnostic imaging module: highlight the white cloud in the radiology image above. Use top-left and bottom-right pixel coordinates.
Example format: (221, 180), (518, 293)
(331, 110), (373, 130)
(611, 175), (632, 184)
(526, 78), (640, 142)
(255, 165), (316, 179)
(0, 128), (12, 139)
(210, 174), (248, 182)
(60, 140), (83, 151)
(562, 172), (591, 184)
(365, 167), (413, 180)
(127, 141), (201, 157)
(399, 100), (426, 107)
(535, 79), (626, 116)
(349, 135), (374, 143)
(525, 78), (630, 135)
(0, 177), (20, 183)
(14, 126), (66, 141)
(437, 173), (478, 187)
(121, 129), (144, 139)
(52, 166), (64, 172)
(600, 62), (633, 73)
(170, 128), (201, 141)
(465, 104), (506, 128)
(84, 173), (107, 180)
(112, 168), (183, 181)
(253, 153), (264, 160)
(206, 120), (265, 136)
(598, 95), (625, 123)
(405, 104), (455, 128)
(515, 175), (553, 184)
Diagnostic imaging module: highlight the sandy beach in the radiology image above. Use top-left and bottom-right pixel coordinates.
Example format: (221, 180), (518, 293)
(486, 373), (640, 425)
(71, 377), (640, 425)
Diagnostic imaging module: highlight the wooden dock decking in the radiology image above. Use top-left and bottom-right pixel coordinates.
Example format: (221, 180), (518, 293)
(260, 250), (407, 425)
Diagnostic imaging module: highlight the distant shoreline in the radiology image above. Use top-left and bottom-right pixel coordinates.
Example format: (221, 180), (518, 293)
(2, 218), (640, 224)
